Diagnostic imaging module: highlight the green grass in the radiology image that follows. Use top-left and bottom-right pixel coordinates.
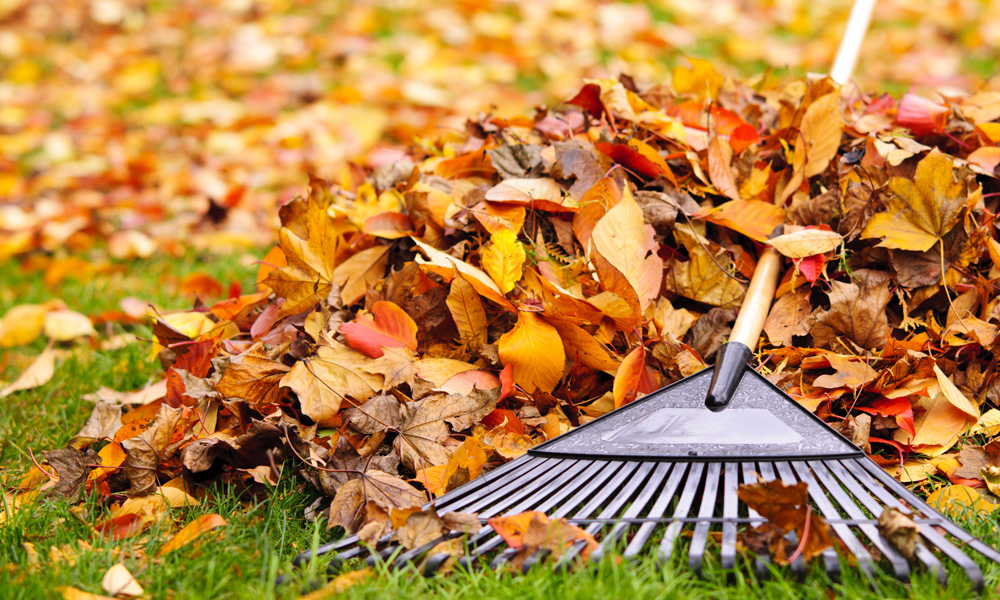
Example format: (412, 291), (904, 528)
(2, 253), (999, 598)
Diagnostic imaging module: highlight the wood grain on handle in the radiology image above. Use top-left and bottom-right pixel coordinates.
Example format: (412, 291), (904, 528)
(728, 246), (782, 349)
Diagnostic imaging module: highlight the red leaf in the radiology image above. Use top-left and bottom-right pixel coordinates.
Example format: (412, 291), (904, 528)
(341, 301), (418, 358)
(613, 345), (655, 408)
(856, 396), (916, 438)
(594, 143), (664, 180)
(566, 83), (604, 119)
(481, 408), (526, 434)
(793, 254), (826, 283)
(499, 364), (514, 400)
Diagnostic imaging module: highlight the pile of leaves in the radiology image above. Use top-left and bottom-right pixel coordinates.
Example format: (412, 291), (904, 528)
(6, 0), (1000, 263)
(11, 64), (1000, 568)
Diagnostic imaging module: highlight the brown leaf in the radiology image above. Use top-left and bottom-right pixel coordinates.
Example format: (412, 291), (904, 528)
(396, 387), (499, 469)
(810, 273), (890, 350)
(281, 338), (383, 425)
(738, 479), (834, 564)
(664, 225), (746, 308)
(707, 136), (739, 201)
(953, 440), (1000, 480)
(216, 350), (290, 412)
(877, 507), (920, 560)
(43, 447), (98, 500)
(764, 288), (813, 346)
(121, 404), (183, 495)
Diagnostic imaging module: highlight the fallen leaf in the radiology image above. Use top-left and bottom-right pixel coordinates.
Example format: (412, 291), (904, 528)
(497, 312), (566, 394)
(0, 345), (56, 399)
(0, 304), (48, 347)
(877, 507), (920, 560)
(43, 310), (96, 342)
(481, 229), (526, 295)
(590, 185), (663, 310)
(102, 563), (143, 597)
(341, 301), (419, 358)
(862, 150), (967, 252)
(157, 514), (227, 556)
(446, 269), (488, 350)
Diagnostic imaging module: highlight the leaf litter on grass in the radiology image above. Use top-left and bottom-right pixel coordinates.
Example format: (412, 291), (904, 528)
(6, 0), (1000, 588)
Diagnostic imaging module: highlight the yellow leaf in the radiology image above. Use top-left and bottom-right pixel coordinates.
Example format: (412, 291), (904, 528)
(664, 225), (746, 307)
(672, 57), (724, 100)
(330, 245), (390, 306)
(0, 345), (55, 399)
(547, 320), (620, 375)
(58, 586), (117, 600)
(0, 304), (48, 347)
(895, 365), (978, 455)
(446, 269), (488, 350)
(497, 312), (565, 393)
(44, 310), (96, 342)
(861, 150), (967, 252)
(704, 199), (785, 242)
(590, 186), (663, 310)
(481, 229), (526, 295)
(411, 237), (514, 310)
(765, 229), (844, 258)
(801, 91), (844, 177)
(102, 563), (143, 597)
(297, 569), (372, 600)
(280, 339), (382, 426)
(969, 408), (1000, 437)
(157, 514), (227, 556)
(926, 485), (999, 519)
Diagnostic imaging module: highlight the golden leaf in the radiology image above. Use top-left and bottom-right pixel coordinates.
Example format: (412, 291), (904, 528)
(862, 150), (968, 252)
(481, 229), (526, 295)
(497, 312), (565, 394)
(801, 91), (844, 177)
(590, 185), (663, 310)
(446, 268), (488, 350)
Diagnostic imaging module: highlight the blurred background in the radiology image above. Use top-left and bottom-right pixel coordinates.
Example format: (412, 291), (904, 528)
(2, 0), (1000, 261)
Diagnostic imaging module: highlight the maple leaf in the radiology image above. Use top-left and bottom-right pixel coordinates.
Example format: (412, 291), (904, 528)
(481, 228), (526, 294)
(341, 301), (418, 358)
(215, 350), (291, 412)
(279, 339), (383, 425)
(738, 479), (835, 565)
(861, 150), (969, 252)
(664, 224), (746, 308)
(809, 274), (890, 351)
(396, 387), (500, 470)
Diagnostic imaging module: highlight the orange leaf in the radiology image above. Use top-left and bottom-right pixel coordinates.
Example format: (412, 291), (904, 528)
(613, 345), (656, 408)
(703, 199), (785, 242)
(497, 312), (565, 394)
(157, 514), (227, 556)
(707, 136), (739, 201)
(341, 301), (418, 358)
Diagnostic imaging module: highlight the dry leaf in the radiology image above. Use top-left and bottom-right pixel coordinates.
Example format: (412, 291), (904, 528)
(0, 345), (56, 398)
(102, 563), (143, 597)
(497, 312), (566, 394)
(481, 229), (526, 294)
(590, 185), (662, 310)
(157, 514), (227, 556)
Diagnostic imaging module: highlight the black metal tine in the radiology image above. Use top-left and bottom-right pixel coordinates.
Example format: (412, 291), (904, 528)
(591, 462), (673, 562)
(490, 547), (520, 570)
(805, 461), (910, 579)
(826, 461), (943, 583)
(623, 463), (689, 558)
(555, 461), (653, 570)
(445, 458), (578, 519)
(467, 461), (642, 566)
(845, 460), (985, 590)
(855, 458), (1000, 565)
(475, 459), (588, 519)
(457, 459), (595, 556)
(720, 462), (739, 571)
(780, 461), (876, 576)
(741, 462), (771, 578)
(432, 454), (538, 508)
(689, 461), (723, 575)
(657, 462), (705, 564)
(435, 457), (565, 514)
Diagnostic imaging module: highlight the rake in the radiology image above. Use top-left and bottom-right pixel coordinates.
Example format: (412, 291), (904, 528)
(289, 0), (1000, 588)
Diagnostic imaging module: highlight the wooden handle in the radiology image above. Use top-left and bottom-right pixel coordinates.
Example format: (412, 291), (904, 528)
(729, 246), (782, 348)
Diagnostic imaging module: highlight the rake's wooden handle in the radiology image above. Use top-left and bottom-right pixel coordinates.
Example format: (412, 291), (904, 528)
(705, 245), (782, 412)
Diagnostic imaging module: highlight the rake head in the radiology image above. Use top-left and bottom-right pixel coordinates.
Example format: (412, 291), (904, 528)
(291, 369), (1000, 589)
(294, 453), (1000, 589)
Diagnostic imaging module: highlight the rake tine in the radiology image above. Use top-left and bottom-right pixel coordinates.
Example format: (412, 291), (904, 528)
(855, 459), (1000, 565)
(436, 457), (566, 514)
(805, 461), (910, 580)
(623, 463), (688, 558)
(463, 460), (633, 566)
(826, 461), (944, 583)
(741, 462), (771, 578)
(591, 462), (673, 562)
(780, 462), (876, 577)
(845, 460), (986, 590)
(689, 461), (723, 575)
(657, 462), (705, 565)
(554, 461), (653, 570)
(521, 548), (552, 573)
(720, 462), (739, 571)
